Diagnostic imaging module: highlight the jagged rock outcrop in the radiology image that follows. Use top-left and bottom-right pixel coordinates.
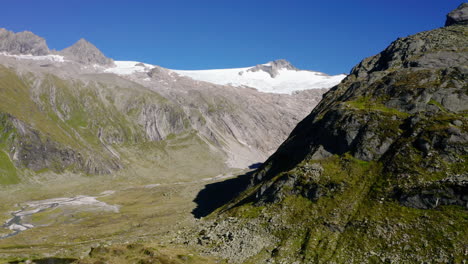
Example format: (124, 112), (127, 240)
(247, 59), (299, 78)
(202, 6), (468, 263)
(60, 38), (114, 65)
(0, 28), (49, 55)
(445, 3), (468, 26)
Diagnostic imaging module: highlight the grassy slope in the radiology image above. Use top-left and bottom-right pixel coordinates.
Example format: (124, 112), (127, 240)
(228, 154), (467, 263)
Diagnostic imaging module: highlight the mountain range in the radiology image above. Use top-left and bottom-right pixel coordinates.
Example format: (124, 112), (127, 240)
(0, 28), (344, 183)
(0, 3), (466, 264)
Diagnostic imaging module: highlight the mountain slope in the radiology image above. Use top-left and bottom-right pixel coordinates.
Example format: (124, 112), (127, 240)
(0, 30), (334, 184)
(192, 4), (468, 263)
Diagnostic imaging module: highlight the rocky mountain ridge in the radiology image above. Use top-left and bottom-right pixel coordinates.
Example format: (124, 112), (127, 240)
(186, 4), (468, 263)
(0, 28), (49, 56)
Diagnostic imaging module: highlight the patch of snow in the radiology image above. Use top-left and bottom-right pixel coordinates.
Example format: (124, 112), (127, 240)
(0, 52), (65, 62)
(104, 60), (154, 75)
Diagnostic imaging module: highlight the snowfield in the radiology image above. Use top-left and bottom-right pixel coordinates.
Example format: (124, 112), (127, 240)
(105, 60), (346, 94)
(173, 67), (346, 94)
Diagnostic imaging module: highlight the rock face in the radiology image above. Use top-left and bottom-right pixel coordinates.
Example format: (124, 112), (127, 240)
(0, 113), (120, 175)
(0, 28), (49, 55)
(445, 3), (468, 26)
(60, 38), (114, 65)
(247, 59), (299, 78)
(207, 6), (468, 263)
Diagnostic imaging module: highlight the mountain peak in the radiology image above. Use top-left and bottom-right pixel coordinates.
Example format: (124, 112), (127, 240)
(248, 59), (299, 78)
(0, 28), (50, 55)
(445, 3), (468, 26)
(266, 59), (298, 70)
(61, 38), (113, 66)
(75, 38), (92, 45)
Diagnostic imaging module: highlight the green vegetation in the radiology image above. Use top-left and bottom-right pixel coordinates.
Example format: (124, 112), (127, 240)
(75, 243), (223, 264)
(428, 99), (448, 113)
(346, 96), (409, 118)
(226, 152), (467, 263)
(0, 151), (19, 184)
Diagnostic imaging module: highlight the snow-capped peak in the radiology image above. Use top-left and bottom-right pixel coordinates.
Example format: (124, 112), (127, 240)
(172, 61), (346, 94)
(85, 58), (347, 95)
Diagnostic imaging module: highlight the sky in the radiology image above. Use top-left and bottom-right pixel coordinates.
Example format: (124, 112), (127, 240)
(0, 0), (464, 74)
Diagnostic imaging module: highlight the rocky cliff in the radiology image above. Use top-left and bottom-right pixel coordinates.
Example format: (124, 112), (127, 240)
(193, 4), (468, 263)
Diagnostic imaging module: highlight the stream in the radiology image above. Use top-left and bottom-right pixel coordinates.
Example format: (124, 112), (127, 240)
(0, 191), (118, 239)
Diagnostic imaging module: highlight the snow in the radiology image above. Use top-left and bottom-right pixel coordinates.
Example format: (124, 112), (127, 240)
(172, 67), (346, 94)
(0, 52), (65, 62)
(104, 60), (154, 75)
(0, 52), (345, 95)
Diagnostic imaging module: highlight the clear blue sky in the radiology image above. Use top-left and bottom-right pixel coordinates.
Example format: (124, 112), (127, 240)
(1, 0), (463, 74)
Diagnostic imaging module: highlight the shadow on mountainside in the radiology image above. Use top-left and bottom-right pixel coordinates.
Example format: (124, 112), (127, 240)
(192, 171), (253, 218)
(248, 162), (263, 169)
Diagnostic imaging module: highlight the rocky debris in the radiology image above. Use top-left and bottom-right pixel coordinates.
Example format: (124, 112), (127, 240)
(60, 38), (114, 66)
(247, 59), (299, 78)
(0, 28), (49, 55)
(445, 3), (468, 26)
(174, 217), (279, 264)
(395, 179), (468, 209)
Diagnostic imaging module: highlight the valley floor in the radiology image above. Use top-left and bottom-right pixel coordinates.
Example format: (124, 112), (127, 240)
(0, 169), (247, 263)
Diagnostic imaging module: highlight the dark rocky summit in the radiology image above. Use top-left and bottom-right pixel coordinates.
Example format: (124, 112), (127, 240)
(0, 28), (50, 55)
(60, 38), (114, 66)
(445, 3), (468, 26)
(189, 5), (468, 263)
(247, 59), (299, 78)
